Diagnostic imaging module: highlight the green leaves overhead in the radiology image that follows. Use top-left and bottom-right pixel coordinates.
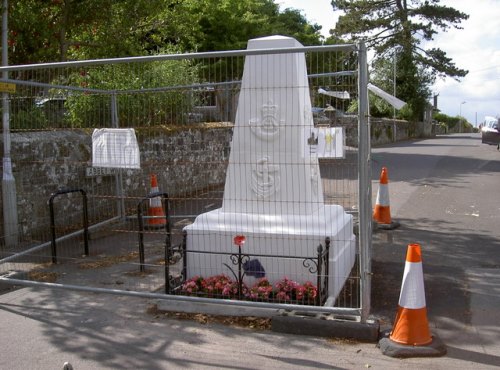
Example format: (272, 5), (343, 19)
(331, 0), (468, 77)
(330, 0), (469, 119)
(7, 0), (323, 64)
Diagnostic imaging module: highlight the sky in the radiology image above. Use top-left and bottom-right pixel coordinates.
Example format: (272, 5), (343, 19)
(278, 0), (500, 126)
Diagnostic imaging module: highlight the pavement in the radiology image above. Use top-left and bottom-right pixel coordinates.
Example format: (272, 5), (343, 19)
(1, 271), (499, 370)
(1, 134), (500, 369)
(1, 233), (499, 368)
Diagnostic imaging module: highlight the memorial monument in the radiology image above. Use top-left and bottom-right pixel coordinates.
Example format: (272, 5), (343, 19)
(184, 36), (355, 300)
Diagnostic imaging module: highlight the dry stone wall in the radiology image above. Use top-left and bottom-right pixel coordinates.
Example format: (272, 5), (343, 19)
(1, 118), (433, 244)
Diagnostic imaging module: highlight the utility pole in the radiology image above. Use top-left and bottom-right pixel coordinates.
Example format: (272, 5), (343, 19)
(2, 0), (19, 247)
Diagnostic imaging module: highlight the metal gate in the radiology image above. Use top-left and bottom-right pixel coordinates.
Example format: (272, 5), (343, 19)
(0, 41), (371, 320)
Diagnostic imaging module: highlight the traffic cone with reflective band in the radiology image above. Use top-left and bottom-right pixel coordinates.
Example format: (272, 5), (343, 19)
(379, 243), (446, 358)
(147, 174), (166, 228)
(390, 243), (432, 346)
(373, 167), (399, 229)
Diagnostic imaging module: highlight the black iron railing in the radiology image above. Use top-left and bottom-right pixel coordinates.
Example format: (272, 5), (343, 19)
(136, 192), (170, 273)
(167, 236), (331, 306)
(48, 188), (89, 264)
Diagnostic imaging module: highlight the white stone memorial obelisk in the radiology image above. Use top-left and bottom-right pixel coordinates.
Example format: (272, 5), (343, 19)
(184, 36), (355, 299)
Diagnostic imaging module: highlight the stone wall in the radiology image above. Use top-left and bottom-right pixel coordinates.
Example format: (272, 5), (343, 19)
(1, 117), (433, 244)
(323, 114), (435, 147)
(1, 124), (232, 243)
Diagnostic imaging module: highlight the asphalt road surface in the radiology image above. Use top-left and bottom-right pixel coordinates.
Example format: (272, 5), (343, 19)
(371, 133), (500, 366)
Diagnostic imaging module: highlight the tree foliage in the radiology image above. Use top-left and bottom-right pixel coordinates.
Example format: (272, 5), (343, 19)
(6, 0), (323, 64)
(8, 0), (183, 63)
(330, 0), (469, 120)
(65, 54), (199, 127)
(434, 111), (471, 131)
(5, 0), (326, 129)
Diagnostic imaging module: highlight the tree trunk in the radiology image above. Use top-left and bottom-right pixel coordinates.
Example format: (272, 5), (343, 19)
(59, 0), (70, 62)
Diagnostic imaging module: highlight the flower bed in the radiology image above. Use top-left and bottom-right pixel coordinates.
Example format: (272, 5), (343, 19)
(180, 274), (318, 305)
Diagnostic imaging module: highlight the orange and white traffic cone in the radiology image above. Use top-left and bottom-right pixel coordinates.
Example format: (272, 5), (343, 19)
(147, 174), (166, 228)
(373, 167), (399, 229)
(379, 243), (446, 358)
(390, 243), (431, 346)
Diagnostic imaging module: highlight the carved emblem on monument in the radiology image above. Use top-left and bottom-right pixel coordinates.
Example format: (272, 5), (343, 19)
(251, 157), (280, 198)
(248, 101), (284, 140)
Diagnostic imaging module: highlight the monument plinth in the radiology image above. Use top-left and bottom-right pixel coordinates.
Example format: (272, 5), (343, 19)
(184, 36), (355, 300)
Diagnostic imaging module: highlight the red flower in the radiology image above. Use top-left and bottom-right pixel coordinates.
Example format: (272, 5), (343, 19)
(233, 235), (246, 247)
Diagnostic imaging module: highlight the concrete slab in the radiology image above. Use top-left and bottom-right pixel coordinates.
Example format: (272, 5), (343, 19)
(271, 310), (380, 342)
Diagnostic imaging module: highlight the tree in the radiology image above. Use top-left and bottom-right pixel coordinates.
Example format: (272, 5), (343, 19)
(272, 8), (323, 46)
(8, 0), (198, 63)
(7, 0), (324, 64)
(184, 0), (322, 52)
(434, 111), (472, 133)
(64, 53), (199, 128)
(6, 0), (327, 129)
(330, 0), (469, 120)
(9, 0), (119, 63)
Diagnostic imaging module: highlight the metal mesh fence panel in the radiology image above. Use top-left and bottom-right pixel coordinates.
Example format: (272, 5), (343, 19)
(0, 42), (364, 313)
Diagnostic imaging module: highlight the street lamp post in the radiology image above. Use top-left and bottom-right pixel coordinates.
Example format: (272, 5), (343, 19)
(459, 101), (466, 133)
(393, 49), (397, 120)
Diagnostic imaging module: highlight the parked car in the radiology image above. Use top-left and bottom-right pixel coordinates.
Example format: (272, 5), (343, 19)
(481, 116), (500, 146)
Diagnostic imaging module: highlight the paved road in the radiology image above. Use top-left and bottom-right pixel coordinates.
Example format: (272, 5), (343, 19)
(1, 133), (499, 369)
(371, 133), (500, 366)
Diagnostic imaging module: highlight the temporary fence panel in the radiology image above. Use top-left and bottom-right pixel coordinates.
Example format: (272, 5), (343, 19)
(0, 39), (370, 318)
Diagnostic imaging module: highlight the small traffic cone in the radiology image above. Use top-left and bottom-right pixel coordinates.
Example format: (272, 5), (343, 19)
(147, 174), (166, 228)
(373, 167), (399, 229)
(379, 243), (446, 358)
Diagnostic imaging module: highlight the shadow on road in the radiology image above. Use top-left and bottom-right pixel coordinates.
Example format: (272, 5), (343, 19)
(371, 214), (500, 350)
(446, 345), (500, 368)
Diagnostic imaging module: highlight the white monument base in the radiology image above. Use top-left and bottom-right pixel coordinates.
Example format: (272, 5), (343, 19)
(184, 205), (356, 300)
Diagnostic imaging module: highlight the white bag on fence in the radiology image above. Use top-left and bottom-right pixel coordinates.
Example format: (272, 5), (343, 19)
(367, 83), (406, 110)
(92, 128), (140, 169)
